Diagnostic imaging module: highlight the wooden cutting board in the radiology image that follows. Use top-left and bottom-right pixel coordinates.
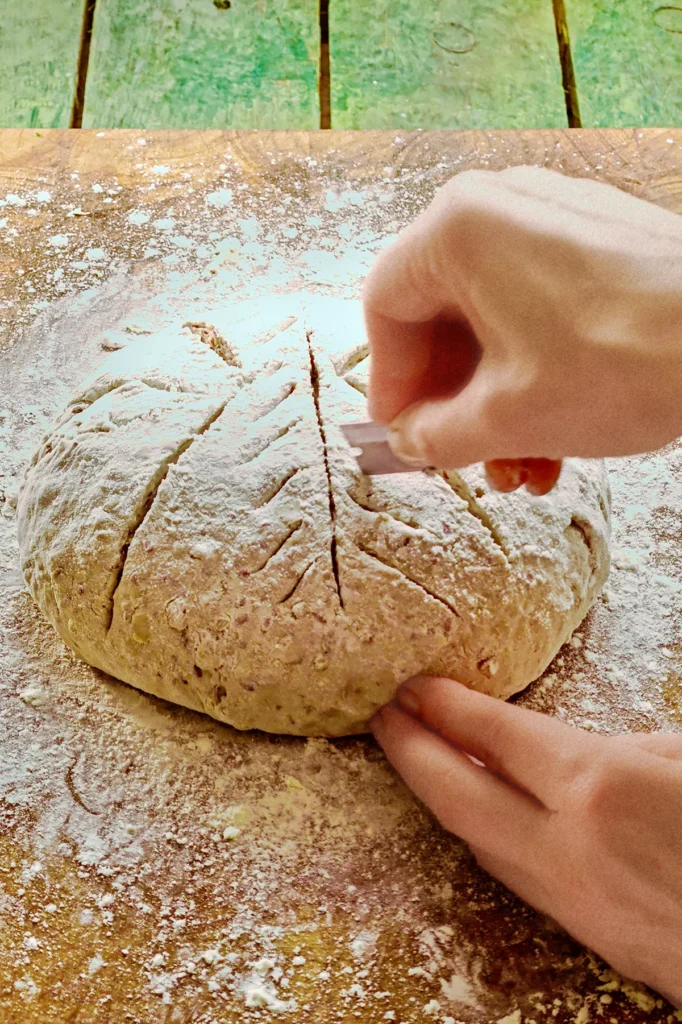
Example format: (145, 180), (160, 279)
(1, 128), (682, 1023)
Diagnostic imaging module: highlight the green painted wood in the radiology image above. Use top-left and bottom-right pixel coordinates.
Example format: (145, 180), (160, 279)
(0, 0), (83, 128)
(329, 0), (567, 129)
(565, 0), (682, 126)
(83, 0), (319, 129)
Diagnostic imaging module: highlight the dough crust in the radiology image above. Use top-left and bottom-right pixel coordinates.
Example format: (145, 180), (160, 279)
(17, 297), (610, 736)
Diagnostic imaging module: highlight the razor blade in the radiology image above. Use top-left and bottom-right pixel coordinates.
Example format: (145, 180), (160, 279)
(341, 421), (426, 476)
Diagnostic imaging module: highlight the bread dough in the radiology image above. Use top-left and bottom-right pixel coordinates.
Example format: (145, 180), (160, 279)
(17, 296), (610, 736)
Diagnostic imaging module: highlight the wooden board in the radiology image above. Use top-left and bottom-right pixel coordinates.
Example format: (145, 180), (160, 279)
(1, 129), (682, 1023)
(329, 0), (568, 128)
(0, 0), (83, 128)
(82, 0), (320, 128)
(566, 0), (682, 126)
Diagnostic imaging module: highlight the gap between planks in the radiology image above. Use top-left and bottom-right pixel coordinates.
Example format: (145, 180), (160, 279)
(552, 0), (582, 127)
(319, 0), (332, 128)
(71, 0), (98, 128)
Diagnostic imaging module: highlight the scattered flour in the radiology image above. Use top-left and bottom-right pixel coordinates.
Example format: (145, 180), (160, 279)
(0, 133), (680, 1022)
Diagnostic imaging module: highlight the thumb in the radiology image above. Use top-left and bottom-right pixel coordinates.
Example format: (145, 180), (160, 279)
(386, 370), (508, 469)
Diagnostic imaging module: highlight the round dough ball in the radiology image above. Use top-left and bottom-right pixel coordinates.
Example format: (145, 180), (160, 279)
(17, 297), (610, 736)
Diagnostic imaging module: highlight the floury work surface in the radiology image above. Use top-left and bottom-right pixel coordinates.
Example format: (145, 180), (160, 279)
(1, 130), (682, 1022)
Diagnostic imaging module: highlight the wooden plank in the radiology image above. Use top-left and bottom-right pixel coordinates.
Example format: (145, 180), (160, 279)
(82, 0), (319, 129)
(0, 0), (83, 127)
(565, 1), (682, 126)
(329, 0), (567, 129)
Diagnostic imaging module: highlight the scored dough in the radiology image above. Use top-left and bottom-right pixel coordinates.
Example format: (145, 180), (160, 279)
(17, 296), (610, 737)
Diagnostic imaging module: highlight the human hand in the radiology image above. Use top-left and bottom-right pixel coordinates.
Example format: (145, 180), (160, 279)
(363, 166), (682, 494)
(371, 676), (682, 1006)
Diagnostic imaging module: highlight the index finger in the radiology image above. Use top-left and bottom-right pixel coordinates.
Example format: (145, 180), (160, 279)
(395, 676), (601, 808)
(371, 703), (546, 866)
(366, 313), (482, 425)
(363, 312), (433, 424)
(362, 216), (471, 425)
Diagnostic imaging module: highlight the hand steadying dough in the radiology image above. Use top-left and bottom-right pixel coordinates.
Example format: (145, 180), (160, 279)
(372, 681), (682, 1007)
(363, 165), (682, 494)
(365, 167), (682, 1006)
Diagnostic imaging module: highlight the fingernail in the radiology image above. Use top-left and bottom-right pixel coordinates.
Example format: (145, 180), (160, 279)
(396, 685), (421, 718)
(387, 411), (429, 468)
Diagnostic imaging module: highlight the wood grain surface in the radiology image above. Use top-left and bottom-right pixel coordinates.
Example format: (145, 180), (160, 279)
(3, 2), (682, 131)
(329, 0), (568, 128)
(82, 0), (320, 128)
(0, 0), (83, 127)
(566, 0), (682, 126)
(1, 129), (682, 1023)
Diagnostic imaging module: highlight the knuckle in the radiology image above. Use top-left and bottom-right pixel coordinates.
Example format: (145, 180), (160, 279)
(360, 264), (380, 307)
(362, 229), (445, 322)
(478, 389), (516, 434)
(360, 252), (398, 312)
(436, 170), (514, 240)
(478, 381), (540, 451)
(429, 175), (493, 251)
(568, 754), (632, 822)
(412, 425), (441, 469)
(438, 169), (489, 209)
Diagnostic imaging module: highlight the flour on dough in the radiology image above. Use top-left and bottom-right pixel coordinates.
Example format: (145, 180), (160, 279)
(17, 296), (610, 736)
